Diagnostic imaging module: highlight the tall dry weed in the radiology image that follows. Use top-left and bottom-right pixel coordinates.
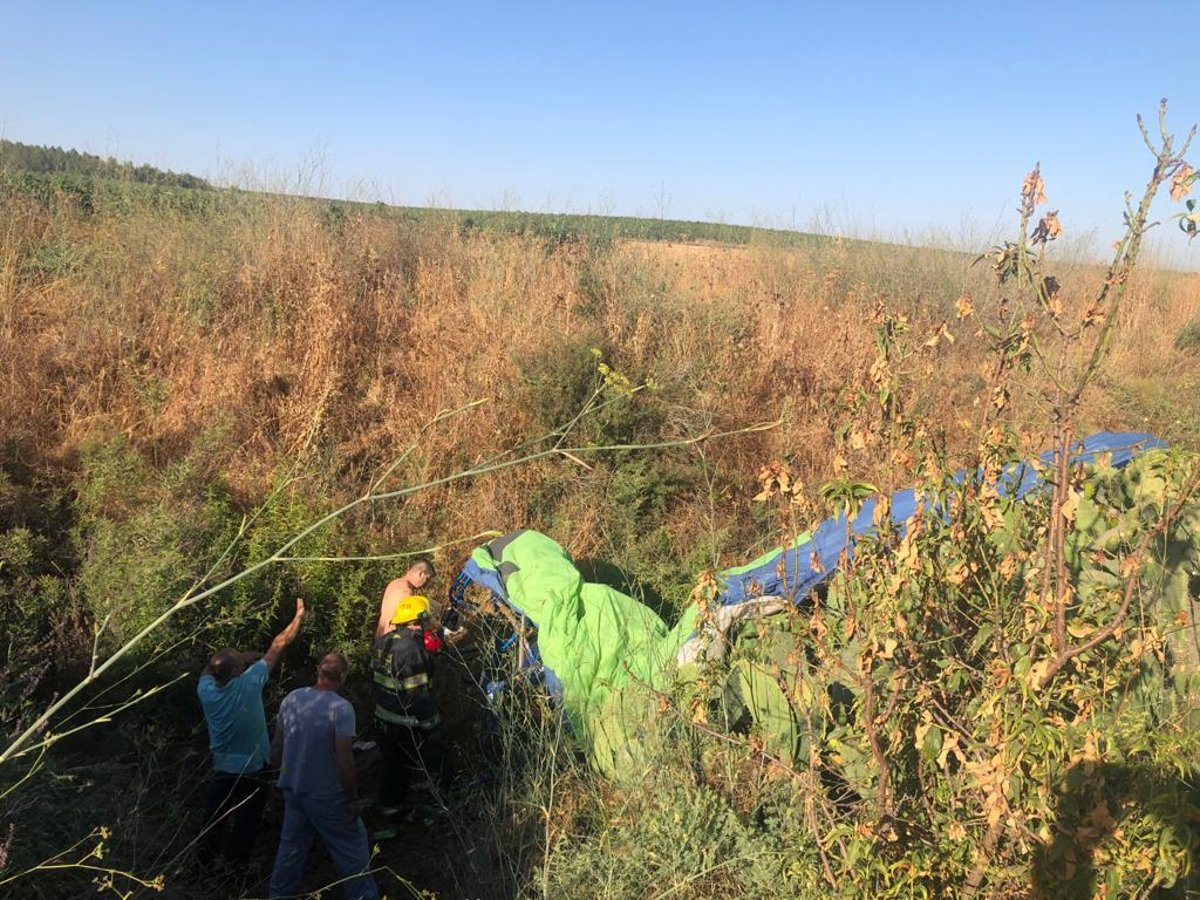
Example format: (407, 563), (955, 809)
(3, 187), (1195, 563)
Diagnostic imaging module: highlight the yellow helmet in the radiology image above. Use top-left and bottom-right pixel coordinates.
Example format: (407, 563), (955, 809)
(390, 595), (431, 626)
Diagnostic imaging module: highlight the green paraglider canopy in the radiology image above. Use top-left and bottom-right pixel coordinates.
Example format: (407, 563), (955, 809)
(462, 531), (699, 775)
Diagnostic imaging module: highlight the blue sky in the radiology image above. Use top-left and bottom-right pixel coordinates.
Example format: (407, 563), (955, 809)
(3, 1), (1198, 263)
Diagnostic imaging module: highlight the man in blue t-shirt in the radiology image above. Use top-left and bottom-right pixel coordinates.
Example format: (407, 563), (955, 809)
(269, 652), (378, 900)
(197, 598), (305, 865)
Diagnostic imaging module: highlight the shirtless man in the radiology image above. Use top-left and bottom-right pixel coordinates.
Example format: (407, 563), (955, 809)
(374, 559), (435, 638)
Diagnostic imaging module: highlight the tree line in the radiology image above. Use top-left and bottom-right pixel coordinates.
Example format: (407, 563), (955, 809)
(0, 138), (210, 190)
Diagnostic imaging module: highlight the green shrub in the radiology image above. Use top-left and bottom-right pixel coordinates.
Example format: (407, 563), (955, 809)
(1176, 315), (1200, 351)
(0, 467), (78, 734)
(541, 771), (817, 899)
(598, 454), (708, 613)
(225, 485), (375, 668)
(517, 333), (605, 435)
(73, 436), (240, 655)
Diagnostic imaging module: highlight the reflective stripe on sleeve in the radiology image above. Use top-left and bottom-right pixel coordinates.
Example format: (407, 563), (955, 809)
(371, 670), (430, 693)
(374, 707), (441, 729)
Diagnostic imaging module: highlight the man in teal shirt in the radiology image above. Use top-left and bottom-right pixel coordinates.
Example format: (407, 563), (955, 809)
(197, 598), (305, 865)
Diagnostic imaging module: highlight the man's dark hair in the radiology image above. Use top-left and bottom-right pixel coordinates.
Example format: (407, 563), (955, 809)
(412, 557), (435, 578)
(210, 648), (241, 685)
(318, 651), (349, 685)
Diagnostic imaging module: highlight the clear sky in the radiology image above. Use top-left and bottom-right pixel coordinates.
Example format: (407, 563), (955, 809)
(3, 1), (1198, 264)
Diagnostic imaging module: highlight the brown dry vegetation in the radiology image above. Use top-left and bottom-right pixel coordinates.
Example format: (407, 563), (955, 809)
(4, 193), (1196, 541)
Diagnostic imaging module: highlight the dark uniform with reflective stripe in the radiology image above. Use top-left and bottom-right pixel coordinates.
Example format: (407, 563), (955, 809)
(371, 626), (444, 816)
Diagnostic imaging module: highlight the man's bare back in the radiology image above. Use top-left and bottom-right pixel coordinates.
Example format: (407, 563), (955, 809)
(375, 560), (434, 637)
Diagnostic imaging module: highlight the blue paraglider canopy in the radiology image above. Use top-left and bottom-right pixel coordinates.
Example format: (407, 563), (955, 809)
(715, 431), (1168, 606)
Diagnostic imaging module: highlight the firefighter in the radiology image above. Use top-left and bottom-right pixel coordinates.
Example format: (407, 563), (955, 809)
(370, 594), (446, 839)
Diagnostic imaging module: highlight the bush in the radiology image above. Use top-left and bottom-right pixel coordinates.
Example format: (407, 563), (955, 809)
(1177, 315), (1200, 351)
(73, 436), (240, 655)
(0, 466), (79, 721)
(224, 484), (375, 668)
(543, 776), (811, 899)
